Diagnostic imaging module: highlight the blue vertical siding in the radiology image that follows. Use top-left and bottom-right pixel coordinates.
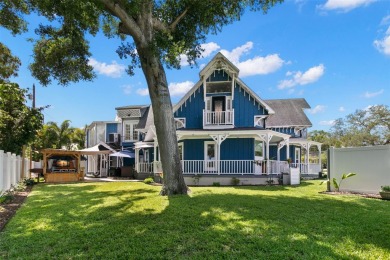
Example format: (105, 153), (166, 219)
(106, 123), (118, 140)
(233, 83), (268, 127)
(268, 146), (278, 160)
(207, 69), (231, 82)
(267, 146), (298, 161)
(183, 138), (254, 161)
(183, 139), (206, 160)
(175, 85), (204, 129)
(220, 138), (254, 160)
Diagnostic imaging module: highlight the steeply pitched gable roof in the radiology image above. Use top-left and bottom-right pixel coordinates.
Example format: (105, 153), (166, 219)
(264, 98), (312, 127)
(173, 52), (274, 114)
(136, 106), (154, 132)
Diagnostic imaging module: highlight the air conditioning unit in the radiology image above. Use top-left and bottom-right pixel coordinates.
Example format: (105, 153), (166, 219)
(108, 133), (121, 143)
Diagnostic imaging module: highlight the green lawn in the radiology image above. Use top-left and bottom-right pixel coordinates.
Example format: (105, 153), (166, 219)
(0, 180), (389, 259)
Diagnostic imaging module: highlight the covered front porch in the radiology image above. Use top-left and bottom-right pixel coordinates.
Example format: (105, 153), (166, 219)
(134, 129), (322, 178)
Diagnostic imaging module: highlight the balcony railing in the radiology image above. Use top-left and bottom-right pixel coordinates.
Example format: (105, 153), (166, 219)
(203, 109), (234, 127)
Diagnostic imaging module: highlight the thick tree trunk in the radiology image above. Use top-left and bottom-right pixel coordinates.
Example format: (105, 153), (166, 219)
(137, 48), (188, 195)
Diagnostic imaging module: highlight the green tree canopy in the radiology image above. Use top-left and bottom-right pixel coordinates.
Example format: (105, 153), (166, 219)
(34, 121), (86, 158)
(331, 105), (390, 147)
(1, 0), (283, 195)
(0, 83), (44, 154)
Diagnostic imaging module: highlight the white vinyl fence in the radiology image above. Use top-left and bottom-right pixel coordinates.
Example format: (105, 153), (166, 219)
(0, 150), (37, 194)
(328, 146), (390, 194)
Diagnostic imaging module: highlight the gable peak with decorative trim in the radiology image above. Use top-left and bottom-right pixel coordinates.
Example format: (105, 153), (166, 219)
(199, 52), (239, 79)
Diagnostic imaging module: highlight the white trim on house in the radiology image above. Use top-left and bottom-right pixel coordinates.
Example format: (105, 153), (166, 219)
(173, 52), (275, 116)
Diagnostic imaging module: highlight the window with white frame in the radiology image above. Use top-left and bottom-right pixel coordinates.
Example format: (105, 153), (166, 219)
(123, 121), (139, 141)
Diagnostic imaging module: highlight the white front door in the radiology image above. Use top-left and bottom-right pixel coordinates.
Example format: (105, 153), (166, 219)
(100, 154), (108, 177)
(254, 140), (264, 174)
(205, 142), (217, 171)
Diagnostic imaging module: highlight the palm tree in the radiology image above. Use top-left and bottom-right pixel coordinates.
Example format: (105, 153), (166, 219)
(71, 126), (86, 150)
(46, 120), (74, 149)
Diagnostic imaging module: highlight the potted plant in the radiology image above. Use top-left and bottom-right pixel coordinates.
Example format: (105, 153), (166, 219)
(379, 185), (390, 200)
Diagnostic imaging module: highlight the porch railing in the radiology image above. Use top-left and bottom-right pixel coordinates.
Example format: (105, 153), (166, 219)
(181, 160), (289, 175)
(203, 110), (234, 126)
(138, 162), (162, 174)
(290, 163), (321, 174)
(137, 160), (320, 175)
(138, 162), (154, 173)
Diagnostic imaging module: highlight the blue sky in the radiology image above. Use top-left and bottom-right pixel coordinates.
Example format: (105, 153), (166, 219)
(1, 0), (389, 131)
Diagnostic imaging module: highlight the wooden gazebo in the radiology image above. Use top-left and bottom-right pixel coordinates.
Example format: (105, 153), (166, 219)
(41, 149), (83, 183)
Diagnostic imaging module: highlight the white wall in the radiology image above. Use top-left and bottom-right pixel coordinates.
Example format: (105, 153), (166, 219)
(329, 146), (390, 194)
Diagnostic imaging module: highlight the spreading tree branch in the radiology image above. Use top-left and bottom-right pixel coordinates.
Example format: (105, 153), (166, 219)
(169, 7), (188, 31)
(98, 0), (146, 46)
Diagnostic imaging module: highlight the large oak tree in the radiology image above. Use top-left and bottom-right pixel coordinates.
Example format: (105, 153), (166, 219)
(1, 0), (283, 195)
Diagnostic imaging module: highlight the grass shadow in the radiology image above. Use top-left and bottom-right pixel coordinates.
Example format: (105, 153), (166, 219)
(0, 181), (389, 259)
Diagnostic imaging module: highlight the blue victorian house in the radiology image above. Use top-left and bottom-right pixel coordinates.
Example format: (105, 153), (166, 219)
(85, 52), (321, 184)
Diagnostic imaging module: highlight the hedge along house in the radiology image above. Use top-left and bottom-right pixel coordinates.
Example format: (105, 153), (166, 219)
(134, 52), (322, 185)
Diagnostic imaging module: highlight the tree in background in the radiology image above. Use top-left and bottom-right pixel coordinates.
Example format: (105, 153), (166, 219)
(331, 105), (390, 147)
(0, 83), (44, 154)
(71, 127), (86, 150)
(309, 105), (390, 168)
(34, 121), (86, 154)
(1, 0), (283, 195)
(0, 0), (30, 83)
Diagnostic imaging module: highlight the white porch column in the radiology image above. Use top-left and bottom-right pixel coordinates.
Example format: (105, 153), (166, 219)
(153, 141), (157, 162)
(318, 144), (322, 172)
(306, 143), (311, 174)
(135, 149), (139, 172)
(286, 141), (290, 161)
(210, 134), (229, 174)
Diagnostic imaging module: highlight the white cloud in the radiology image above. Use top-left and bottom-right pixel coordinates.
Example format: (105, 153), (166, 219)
(220, 42), (285, 77)
(201, 42), (221, 58)
(136, 88), (149, 96)
(121, 85), (132, 95)
(319, 120), (336, 126)
(180, 42), (221, 66)
(339, 106), (345, 112)
(381, 15), (390, 26)
(363, 89), (384, 98)
(169, 81), (194, 97)
(309, 105), (326, 114)
(319, 0), (376, 12)
(374, 26), (390, 56)
(220, 42), (253, 64)
(136, 81), (194, 97)
(278, 64), (325, 89)
(88, 58), (126, 78)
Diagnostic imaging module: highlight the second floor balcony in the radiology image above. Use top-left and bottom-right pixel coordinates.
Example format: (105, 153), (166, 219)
(203, 109), (234, 129)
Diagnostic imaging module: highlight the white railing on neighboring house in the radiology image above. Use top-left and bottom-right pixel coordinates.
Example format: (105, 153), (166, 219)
(0, 150), (33, 194)
(138, 162), (154, 174)
(290, 163), (321, 174)
(154, 161), (162, 173)
(203, 110), (234, 126)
